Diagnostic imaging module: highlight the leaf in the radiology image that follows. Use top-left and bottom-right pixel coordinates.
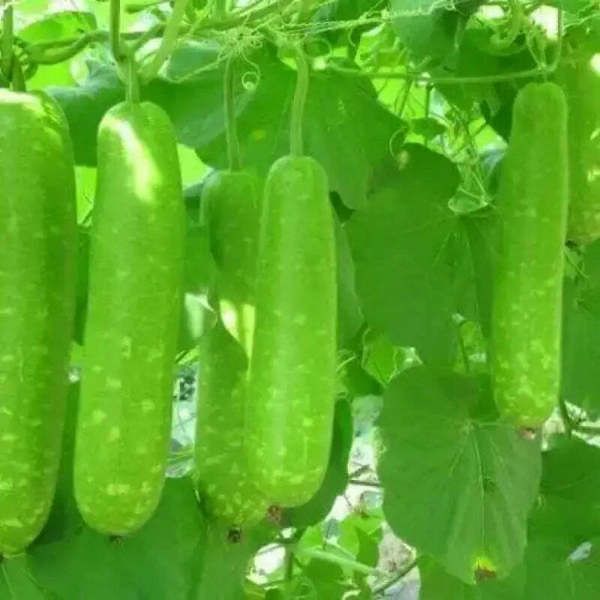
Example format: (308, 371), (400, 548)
(378, 367), (541, 583)
(50, 49), (402, 209)
(433, 27), (538, 136)
(311, 0), (386, 47)
(28, 478), (206, 600)
(284, 399), (354, 528)
(361, 330), (408, 385)
(47, 62), (124, 165)
(17, 10), (96, 44)
(173, 48), (402, 209)
(390, 0), (470, 66)
(461, 206), (498, 337)
(410, 117), (447, 140)
(541, 436), (600, 507)
(523, 494), (600, 600)
(347, 144), (461, 365)
(562, 241), (600, 416)
(193, 519), (272, 600)
(0, 556), (50, 600)
(419, 556), (525, 599)
(337, 512), (382, 568)
(300, 559), (347, 599)
(335, 219), (364, 348)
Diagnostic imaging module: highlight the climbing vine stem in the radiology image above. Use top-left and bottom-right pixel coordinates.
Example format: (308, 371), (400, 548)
(289, 43), (309, 157)
(224, 54), (242, 171)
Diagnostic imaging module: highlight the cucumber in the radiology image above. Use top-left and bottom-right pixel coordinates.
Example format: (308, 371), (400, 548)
(74, 101), (185, 535)
(194, 321), (268, 527)
(0, 90), (77, 555)
(558, 46), (600, 244)
(246, 155), (337, 507)
(492, 83), (569, 428)
(201, 170), (259, 355)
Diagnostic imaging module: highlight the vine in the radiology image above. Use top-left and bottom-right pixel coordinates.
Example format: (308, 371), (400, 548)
(289, 43), (309, 157)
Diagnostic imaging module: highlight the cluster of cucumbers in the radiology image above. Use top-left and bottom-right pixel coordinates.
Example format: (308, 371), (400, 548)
(0, 50), (337, 555)
(0, 36), (597, 558)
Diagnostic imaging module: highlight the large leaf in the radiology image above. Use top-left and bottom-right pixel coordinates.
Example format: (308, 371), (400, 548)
(193, 519), (272, 600)
(49, 49), (402, 209)
(347, 144), (461, 365)
(422, 435), (600, 598)
(46, 62), (124, 165)
(378, 367), (541, 583)
(562, 241), (600, 417)
(18, 10), (96, 44)
(523, 495), (600, 598)
(419, 556), (525, 599)
(28, 478), (206, 599)
(336, 219), (364, 348)
(187, 49), (402, 209)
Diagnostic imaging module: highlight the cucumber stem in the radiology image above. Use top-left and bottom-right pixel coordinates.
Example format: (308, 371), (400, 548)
(125, 50), (140, 104)
(110, 0), (124, 61)
(224, 55), (242, 171)
(290, 44), (309, 157)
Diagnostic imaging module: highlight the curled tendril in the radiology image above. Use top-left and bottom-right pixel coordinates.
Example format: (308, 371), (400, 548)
(387, 125), (409, 164)
(217, 28), (263, 93)
(305, 35), (332, 58)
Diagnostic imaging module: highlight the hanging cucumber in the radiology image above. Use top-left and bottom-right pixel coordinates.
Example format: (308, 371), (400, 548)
(245, 48), (337, 507)
(194, 56), (267, 526)
(74, 100), (186, 536)
(556, 35), (600, 245)
(201, 170), (259, 356)
(194, 321), (268, 526)
(0, 90), (77, 555)
(492, 82), (569, 428)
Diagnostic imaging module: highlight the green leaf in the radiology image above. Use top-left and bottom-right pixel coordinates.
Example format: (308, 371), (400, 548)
(336, 220), (364, 348)
(434, 27), (538, 137)
(461, 206), (498, 337)
(17, 10), (96, 44)
(562, 241), (600, 416)
(193, 519), (272, 600)
(337, 511), (382, 568)
(523, 494), (600, 600)
(0, 555), (50, 600)
(361, 330), (408, 385)
(47, 62), (124, 165)
(300, 559), (347, 599)
(419, 556), (525, 599)
(155, 47), (402, 209)
(28, 478), (206, 599)
(541, 436), (600, 506)
(378, 367), (541, 583)
(389, 0), (467, 66)
(285, 399), (354, 528)
(410, 117), (447, 140)
(347, 144), (461, 365)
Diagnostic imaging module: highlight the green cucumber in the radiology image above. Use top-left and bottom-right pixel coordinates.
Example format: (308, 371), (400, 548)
(194, 321), (268, 527)
(0, 90), (77, 555)
(74, 101), (185, 535)
(492, 82), (569, 428)
(558, 46), (600, 244)
(246, 155), (337, 507)
(201, 170), (259, 355)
